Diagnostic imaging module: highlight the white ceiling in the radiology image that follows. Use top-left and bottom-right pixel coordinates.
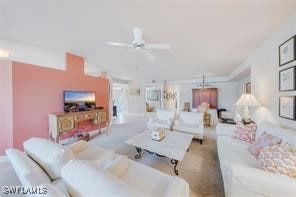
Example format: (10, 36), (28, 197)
(1, 0), (296, 81)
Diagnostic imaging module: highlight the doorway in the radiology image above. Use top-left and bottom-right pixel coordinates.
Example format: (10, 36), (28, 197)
(112, 84), (128, 117)
(145, 86), (161, 112)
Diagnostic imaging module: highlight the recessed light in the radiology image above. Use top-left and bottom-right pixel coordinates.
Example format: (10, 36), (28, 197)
(0, 49), (10, 58)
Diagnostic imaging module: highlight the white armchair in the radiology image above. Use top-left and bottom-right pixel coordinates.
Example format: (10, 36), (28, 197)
(173, 112), (204, 144)
(147, 110), (176, 130)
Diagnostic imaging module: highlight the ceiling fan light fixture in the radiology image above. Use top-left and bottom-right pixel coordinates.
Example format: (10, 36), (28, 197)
(105, 27), (170, 61)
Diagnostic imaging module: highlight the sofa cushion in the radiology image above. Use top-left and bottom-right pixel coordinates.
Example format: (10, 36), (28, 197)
(180, 112), (203, 125)
(61, 160), (143, 197)
(257, 121), (296, 148)
(256, 121), (282, 140)
(66, 140), (88, 155)
(51, 179), (70, 197)
(120, 159), (189, 197)
(174, 123), (201, 134)
(163, 176), (189, 197)
(233, 122), (256, 143)
(104, 155), (129, 178)
(217, 136), (260, 169)
(248, 132), (282, 159)
(147, 119), (171, 129)
(157, 110), (175, 121)
(76, 146), (116, 168)
(216, 123), (236, 137)
(259, 142), (296, 178)
(5, 148), (51, 187)
(36, 183), (67, 197)
(227, 163), (296, 197)
(23, 137), (75, 180)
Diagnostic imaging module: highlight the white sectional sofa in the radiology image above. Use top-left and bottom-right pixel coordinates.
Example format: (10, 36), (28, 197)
(62, 158), (188, 197)
(173, 111), (204, 144)
(147, 110), (176, 130)
(4, 137), (189, 197)
(216, 121), (296, 197)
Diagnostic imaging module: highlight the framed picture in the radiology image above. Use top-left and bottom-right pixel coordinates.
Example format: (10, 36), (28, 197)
(246, 82), (251, 94)
(279, 96), (296, 120)
(163, 91), (168, 99)
(170, 92), (177, 100)
(279, 35), (296, 66)
(147, 90), (160, 101)
(279, 66), (296, 91)
(130, 88), (140, 96)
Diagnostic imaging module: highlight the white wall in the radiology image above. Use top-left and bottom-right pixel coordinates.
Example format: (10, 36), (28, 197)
(127, 80), (166, 113)
(127, 80), (146, 114)
(238, 76), (251, 96)
(163, 84), (179, 111)
(127, 79), (248, 113)
(146, 87), (161, 110)
(238, 13), (296, 129)
(0, 39), (65, 70)
(177, 81), (240, 111)
(0, 61), (13, 154)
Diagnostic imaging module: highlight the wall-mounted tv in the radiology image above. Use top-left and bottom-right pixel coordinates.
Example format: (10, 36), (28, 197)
(64, 91), (96, 112)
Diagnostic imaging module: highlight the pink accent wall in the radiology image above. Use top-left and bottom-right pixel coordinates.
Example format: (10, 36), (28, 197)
(12, 53), (109, 150)
(0, 61), (13, 155)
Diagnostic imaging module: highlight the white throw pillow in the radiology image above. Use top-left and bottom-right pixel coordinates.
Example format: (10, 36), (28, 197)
(23, 137), (75, 180)
(104, 155), (129, 177)
(5, 148), (51, 187)
(61, 160), (143, 197)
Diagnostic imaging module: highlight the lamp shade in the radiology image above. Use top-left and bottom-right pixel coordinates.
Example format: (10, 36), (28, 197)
(234, 93), (260, 107)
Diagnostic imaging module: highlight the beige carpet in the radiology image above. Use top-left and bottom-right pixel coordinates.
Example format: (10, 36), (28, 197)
(89, 116), (224, 197)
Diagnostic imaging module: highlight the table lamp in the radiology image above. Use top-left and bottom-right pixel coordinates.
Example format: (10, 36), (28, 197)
(234, 93), (260, 123)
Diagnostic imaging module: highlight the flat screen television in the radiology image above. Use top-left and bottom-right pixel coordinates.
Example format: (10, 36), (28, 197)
(64, 91), (96, 112)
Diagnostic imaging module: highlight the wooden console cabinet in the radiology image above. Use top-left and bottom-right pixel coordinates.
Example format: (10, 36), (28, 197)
(48, 110), (107, 143)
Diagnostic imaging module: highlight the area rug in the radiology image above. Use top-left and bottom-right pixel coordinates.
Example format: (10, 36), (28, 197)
(89, 117), (224, 197)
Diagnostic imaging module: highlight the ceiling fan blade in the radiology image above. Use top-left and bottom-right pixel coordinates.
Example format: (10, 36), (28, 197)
(123, 49), (155, 61)
(143, 50), (155, 61)
(123, 49), (137, 59)
(133, 27), (143, 43)
(144, 43), (171, 50)
(105, 41), (131, 47)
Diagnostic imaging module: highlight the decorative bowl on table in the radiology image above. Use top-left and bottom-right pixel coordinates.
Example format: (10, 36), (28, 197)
(151, 128), (166, 141)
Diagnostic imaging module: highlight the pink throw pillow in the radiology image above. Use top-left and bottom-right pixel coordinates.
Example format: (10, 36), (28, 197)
(259, 142), (296, 178)
(248, 132), (281, 158)
(233, 122), (257, 143)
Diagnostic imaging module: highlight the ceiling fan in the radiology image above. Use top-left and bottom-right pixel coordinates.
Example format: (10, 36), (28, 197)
(105, 27), (171, 61)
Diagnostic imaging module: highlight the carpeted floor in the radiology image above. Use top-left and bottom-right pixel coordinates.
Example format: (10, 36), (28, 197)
(89, 115), (224, 197)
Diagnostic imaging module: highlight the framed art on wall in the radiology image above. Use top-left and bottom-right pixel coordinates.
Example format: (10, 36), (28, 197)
(279, 96), (296, 120)
(130, 88), (140, 96)
(163, 91), (169, 100)
(279, 35), (296, 66)
(170, 91), (177, 100)
(279, 66), (296, 91)
(147, 90), (160, 101)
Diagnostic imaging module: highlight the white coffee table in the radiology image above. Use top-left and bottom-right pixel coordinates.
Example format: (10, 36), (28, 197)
(125, 130), (193, 175)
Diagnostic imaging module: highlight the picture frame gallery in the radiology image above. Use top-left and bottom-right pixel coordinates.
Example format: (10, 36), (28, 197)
(278, 35), (296, 120)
